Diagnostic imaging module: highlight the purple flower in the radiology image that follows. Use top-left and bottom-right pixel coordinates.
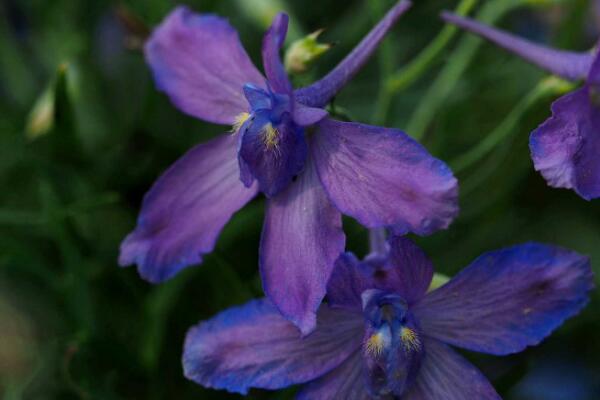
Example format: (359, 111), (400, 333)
(182, 237), (593, 398)
(442, 12), (600, 200)
(120, 1), (459, 334)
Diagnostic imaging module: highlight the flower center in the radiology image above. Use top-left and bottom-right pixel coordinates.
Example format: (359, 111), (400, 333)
(361, 289), (423, 397)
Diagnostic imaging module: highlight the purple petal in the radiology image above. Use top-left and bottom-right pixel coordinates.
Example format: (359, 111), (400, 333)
(297, 351), (370, 400)
(238, 113), (307, 197)
(441, 12), (593, 82)
(404, 338), (500, 400)
(530, 87), (600, 200)
(414, 243), (593, 355)
(183, 299), (363, 395)
(260, 158), (346, 334)
(386, 236), (433, 304)
(119, 134), (258, 282)
(295, 0), (412, 107)
(588, 51), (600, 84)
(327, 237), (433, 311)
(145, 6), (265, 125)
(293, 103), (329, 127)
(262, 13), (292, 94)
(312, 118), (458, 236)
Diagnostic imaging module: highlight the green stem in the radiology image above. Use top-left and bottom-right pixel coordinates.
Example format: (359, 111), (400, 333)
(406, 0), (545, 140)
(451, 77), (573, 173)
(386, 0), (479, 95)
(370, 0), (396, 125)
(374, 0), (479, 125)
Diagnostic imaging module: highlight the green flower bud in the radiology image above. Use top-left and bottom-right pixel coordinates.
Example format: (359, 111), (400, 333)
(284, 30), (332, 75)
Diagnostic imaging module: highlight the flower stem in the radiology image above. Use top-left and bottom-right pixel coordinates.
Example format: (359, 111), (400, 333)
(369, 227), (388, 255)
(373, 0), (479, 126)
(450, 77), (574, 173)
(406, 0), (558, 141)
(388, 0), (479, 94)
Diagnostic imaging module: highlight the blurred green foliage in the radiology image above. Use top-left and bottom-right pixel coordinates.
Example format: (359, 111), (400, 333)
(0, 0), (599, 399)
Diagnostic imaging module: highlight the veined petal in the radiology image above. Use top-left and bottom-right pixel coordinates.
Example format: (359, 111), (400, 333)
(183, 299), (363, 395)
(404, 338), (500, 400)
(119, 134), (258, 283)
(327, 237), (433, 311)
(295, 0), (412, 107)
(414, 243), (593, 355)
(145, 6), (265, 125)
(530, 87), (600, 200)
(312, 118), (458, 236)
(260, 157), (346, 335)
(262, 13), (293, 94)
(441, 12), (593, 82)
(297, 351), (370, 400)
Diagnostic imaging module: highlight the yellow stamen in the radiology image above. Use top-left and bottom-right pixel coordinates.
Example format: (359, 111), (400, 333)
(231, 112), (251, 133)
(365, 332), (385, 356)
(400, 327), (421, 353)
(262, 123), (280, 150)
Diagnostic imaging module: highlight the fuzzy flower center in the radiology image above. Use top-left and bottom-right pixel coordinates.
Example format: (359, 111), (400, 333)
(361, 289), (424, 397)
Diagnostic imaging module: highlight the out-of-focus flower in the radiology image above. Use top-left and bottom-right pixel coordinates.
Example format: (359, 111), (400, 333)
(120, 1), (459, 334)
(182, 237), (593, 398)
(443, 12), (600, 200)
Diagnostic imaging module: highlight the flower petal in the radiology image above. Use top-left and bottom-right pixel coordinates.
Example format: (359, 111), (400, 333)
(260, 157), (346, 334)
(312, 118), (458, 236)
(145, 6), (265, 125)
(297, 351), (371, 400)
(386, 236), (434, 304)
(183, 299), (363, 395)
(262, 13), (293, 94)
(119, 134), (258, 283)
(295, 0), (412, 107)
(404, 338), (500, 400)
(441, 12), (593, 82)
(327, 237), (433, 311)
(293, 103), (329, 127)
(530, 87), (600, 200)
(414, 243), (593, 355)
(238, 113), (307, 197)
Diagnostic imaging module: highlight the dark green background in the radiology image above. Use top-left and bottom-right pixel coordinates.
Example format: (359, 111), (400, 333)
(1, 0), (598, 398)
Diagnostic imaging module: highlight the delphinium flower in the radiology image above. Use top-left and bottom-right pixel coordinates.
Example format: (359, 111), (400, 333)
(182, 236), (593, 398)
(120, 0), (459, 334)
(442, 12), (600, 200)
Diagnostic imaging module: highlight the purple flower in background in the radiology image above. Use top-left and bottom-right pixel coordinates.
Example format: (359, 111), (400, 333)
(442, 12), (600, 200)
(120, 1), (459, 334)
(182, 237), (593, 398)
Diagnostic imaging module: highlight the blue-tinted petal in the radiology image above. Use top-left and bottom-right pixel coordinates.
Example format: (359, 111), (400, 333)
(238, 112), (307, 197)
(327, 237), (433, 311)
(404, 338), (500, 400)
(414, 243), (593, 355)
(119, 134), (258, 282)
(297, 352), (370, 400)
(262, 13), (292, 94)
(312, 118), (458, 236)
(441, 12), (594, 82)
(530, 87), (600, 200)
(295, 1), (412, 107)
(293, 103), (329, 127)
(183, 299), (363, 395)
(145, 6), (265, 125)
(243, 84), (272, 111)
(260, 158), (346, 335)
